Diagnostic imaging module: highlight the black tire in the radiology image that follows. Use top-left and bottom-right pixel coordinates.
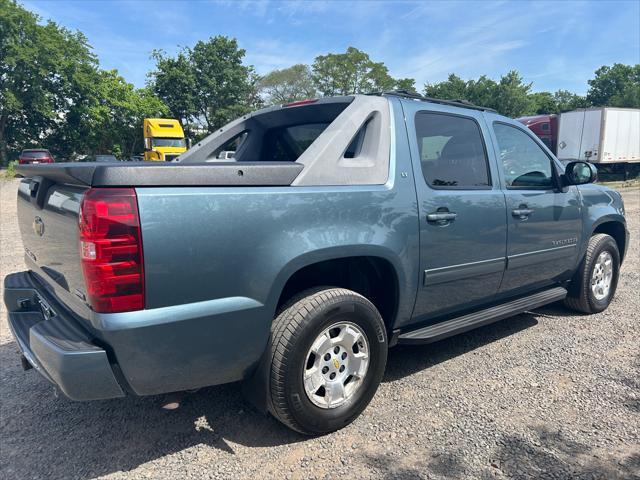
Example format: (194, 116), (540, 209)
(564, 233), (620, 314)
(268, 287), (387, 435)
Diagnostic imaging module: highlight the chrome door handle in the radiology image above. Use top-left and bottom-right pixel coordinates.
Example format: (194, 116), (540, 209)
(512, 208), (534, 219)
(427, 212), (457, 223)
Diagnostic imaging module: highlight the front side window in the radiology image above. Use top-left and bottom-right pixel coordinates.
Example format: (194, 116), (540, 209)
(415, 112), (491, 189)
(493, 123), (555, 188)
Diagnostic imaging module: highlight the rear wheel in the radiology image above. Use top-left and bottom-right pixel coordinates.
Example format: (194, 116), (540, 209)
(268, 287), (387, 435)
(564, 234), (620, 314)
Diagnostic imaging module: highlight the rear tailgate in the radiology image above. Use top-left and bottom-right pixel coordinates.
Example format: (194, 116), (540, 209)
(16, 174), (89, 313)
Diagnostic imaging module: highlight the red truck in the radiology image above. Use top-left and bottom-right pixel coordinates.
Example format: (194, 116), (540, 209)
(517, 114), (558, 153)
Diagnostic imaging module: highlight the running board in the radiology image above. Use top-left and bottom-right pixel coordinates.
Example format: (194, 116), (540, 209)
(397, 287), (567, 345)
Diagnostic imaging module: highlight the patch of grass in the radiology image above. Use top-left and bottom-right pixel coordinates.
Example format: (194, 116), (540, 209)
(1, 160), (19, 180)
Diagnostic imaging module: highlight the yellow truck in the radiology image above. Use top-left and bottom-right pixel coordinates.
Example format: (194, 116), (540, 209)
(143, 118), (187, 161)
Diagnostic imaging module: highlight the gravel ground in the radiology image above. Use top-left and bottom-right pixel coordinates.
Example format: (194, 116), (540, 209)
(1, 178), (638, 480)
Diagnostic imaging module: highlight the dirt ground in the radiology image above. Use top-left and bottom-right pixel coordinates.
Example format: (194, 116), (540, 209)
(1, 178), (638, 479)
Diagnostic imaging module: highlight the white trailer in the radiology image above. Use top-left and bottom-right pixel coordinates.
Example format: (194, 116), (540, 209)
(557, 107), (640, 164)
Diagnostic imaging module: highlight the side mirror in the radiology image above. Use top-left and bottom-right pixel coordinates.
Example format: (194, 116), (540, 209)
(563, 161), (597, 186)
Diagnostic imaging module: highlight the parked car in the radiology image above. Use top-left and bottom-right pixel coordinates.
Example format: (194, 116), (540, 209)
(18, 149), (54, 164)
(6, 93), (629, 435)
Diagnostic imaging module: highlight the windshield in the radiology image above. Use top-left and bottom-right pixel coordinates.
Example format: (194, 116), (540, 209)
(152, 138), (186, 148)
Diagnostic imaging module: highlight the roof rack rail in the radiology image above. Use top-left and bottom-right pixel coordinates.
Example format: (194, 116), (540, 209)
(372, 90), (497, 112)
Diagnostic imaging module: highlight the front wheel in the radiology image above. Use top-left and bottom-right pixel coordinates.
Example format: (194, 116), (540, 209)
(268, 288), (387, 435)
(564, 233), (620, 314)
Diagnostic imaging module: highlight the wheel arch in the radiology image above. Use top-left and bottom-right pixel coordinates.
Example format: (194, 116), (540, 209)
(591, 218), (627, 263)
(267, 247), (404, 334)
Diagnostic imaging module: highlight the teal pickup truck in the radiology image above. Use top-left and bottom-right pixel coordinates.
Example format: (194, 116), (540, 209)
(5, 92), (629, 434)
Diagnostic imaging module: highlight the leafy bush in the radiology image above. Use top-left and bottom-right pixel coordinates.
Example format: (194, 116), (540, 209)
(2, 161), (18, 180)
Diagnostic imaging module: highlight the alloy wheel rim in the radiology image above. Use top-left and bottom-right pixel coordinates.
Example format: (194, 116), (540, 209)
(302, 322), (370, 409)
(591, 250), (613, 301)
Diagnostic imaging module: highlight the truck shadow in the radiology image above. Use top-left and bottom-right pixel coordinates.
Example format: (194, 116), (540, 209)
(0, 340), (301, 479)
(0, 305), (601, 480)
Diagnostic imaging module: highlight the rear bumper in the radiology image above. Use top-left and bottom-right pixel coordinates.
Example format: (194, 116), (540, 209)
(4, 271), (125, 400)
(4, 270), (269, 399)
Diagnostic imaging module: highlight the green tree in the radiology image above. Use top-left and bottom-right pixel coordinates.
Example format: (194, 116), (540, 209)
(258, 64), (316, 105)
(81, 70), (168, 158)
(492, 70), (534, 118)
(149, 51), (196, 136)
(466, 76), (499, 108)
(424, 74), (470, 100)
(149, 36), (259, 134)
(0, 0), (97, 165)
(529, 92), (557, 114)
(553, 89), (588, 112)
(311, 47), (397, 96)
(587, 63), (640, 108)
(424, 74), (501, 108)
(395, 78), (417, 93)
(424, 71), (533, 117)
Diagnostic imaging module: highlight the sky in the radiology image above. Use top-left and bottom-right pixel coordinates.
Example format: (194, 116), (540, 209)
(22, 0), (640, 95)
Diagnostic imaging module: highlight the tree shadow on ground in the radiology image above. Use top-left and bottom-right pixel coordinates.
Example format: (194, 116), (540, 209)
(493, 426), (640, 480)
(363, 451), (466, 480)
(611, 356), (640, 415)
(363, 426), (640, 480)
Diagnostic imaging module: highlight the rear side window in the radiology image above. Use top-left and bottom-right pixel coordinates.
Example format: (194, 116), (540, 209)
(213, 131), (248, 159)
(261, 123), (329, 162)
(415, 112), (491, 189)
(493, 123), (554, 188)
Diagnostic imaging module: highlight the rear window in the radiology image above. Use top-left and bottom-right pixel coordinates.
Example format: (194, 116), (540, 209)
(21, 151), (49, 158)
(261, 123), (329, 162)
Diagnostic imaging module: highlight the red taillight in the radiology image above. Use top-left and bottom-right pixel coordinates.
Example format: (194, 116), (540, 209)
(283, 98), (318, 108)
(79, 188), (144, 313)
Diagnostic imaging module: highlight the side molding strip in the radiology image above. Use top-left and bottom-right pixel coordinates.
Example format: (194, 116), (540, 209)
(507, 244), (577, 269)
(424, 257), (505, 286)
